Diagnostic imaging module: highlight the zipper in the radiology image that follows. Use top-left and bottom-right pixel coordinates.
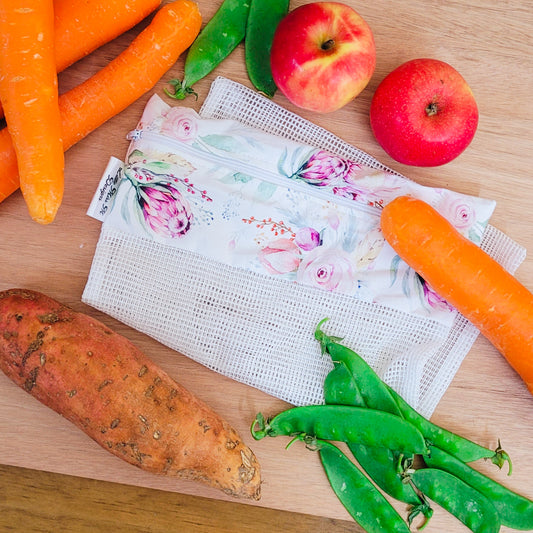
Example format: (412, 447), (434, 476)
(126, 129), (380, 217)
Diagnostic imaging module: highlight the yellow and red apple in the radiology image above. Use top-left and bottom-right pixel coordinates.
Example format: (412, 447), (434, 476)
(370, 58), (479, 167)
(270, 2), (376, 113)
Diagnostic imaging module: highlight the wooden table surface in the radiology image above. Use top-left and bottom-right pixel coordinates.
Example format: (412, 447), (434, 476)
(1, 1), (532, 531)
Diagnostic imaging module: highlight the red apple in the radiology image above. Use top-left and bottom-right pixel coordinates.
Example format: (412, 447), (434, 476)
(270, 2), (376, 113)
(370, 58), (479, 166)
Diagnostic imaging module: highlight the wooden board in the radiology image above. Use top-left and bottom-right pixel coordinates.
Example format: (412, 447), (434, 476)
(1, 1), (532, 531)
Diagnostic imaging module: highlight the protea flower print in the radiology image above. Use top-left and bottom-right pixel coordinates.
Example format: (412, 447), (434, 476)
(138, 183), (192, 238)
(419, 274), (454, 311)
(293, 150), (356, 186)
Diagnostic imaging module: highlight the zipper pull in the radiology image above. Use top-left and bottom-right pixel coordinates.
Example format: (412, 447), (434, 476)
(126, 129), (143, 141)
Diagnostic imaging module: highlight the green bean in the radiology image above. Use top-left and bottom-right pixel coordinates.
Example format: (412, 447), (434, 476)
(388, 386), (511, 468)
(425, 445), (533, 530)
(244, 0), (289, 97)
(250, 405), (429, 455)
(312, 438), (412, 533)
(166, 0), (250, 100)
(315, 319), (401, 416)
(410, 468), (501, 533)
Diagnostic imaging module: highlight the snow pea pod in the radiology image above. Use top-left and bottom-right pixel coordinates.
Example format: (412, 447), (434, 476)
(166, 0), (250, 99)
(388, 386), (511, 468)
(410, 468), (501, 533)
(323, 360), (364, 407)
(251, 405), (429, 455)
(350, 444), (426, 505)
(425, 445), (533, 530)
(315, 319), (401, 416)
(323, 359), (431, 517)
(316, 319), (509, 468)
(315, 438), (412, 533)
(245, 0), (289, 97)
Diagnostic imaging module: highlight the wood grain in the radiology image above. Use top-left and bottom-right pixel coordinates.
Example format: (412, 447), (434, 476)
(0, 464), (362, 532)
(0, 0), (532, 531)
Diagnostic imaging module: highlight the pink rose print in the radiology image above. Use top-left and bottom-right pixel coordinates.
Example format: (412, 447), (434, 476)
(161, 107), (198, 142)
(437, 195), (475, 231)
(295, 227), (320, 251)
(139, 183), (192, 238)
(259, 238), (301, 274)
(296, 248), (356, 293)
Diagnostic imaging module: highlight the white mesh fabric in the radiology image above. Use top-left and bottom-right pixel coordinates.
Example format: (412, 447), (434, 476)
(83, 228), (453, 409)
(82, 78), (526, 417)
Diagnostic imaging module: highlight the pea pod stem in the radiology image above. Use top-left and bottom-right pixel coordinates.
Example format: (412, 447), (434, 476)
(250, 411), (267, 440)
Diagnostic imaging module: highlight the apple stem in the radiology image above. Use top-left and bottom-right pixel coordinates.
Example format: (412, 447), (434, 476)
(321, 39), (335, 51)
(426, 101), (439, 116)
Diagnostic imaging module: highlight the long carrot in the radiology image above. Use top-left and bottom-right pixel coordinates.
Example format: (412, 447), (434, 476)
(380, 195), (533, 395)
(0, 0), (202, 206)
(0, 0), (162, 120)
(0, 1), (64, 224)
(53, 0), (161, 72)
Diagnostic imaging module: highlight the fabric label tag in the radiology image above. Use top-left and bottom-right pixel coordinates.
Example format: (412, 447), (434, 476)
(87, 156), (124, 221)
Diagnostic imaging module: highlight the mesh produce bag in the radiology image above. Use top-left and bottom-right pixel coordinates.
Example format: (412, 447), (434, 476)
(83, 77), (525, 417)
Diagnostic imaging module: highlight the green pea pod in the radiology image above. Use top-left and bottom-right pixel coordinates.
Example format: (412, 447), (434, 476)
(388, 385), (511, 468)
(323, 358), (430, 517)
(251, 405), (429, 455)
(315, 439), (412, 533)
(411, 468), (501, 533)
(166, 0), (250, 100)
(315, 319), (401, 416)
(244, 0), (289, 97)
(316, 319), (509, 467)
(425, 446), (533, 530)
(350, 444), (424, 503)
(323, 360), (365, 407)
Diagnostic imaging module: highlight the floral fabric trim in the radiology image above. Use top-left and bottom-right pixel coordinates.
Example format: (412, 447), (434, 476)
(101, 94), (496, 326)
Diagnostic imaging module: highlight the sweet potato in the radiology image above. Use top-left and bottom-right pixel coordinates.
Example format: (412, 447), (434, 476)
(0, 288), (261, 500)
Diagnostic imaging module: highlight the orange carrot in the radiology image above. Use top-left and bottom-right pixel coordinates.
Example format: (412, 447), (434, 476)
(0, 129), (19, 203)
(380, 195), (533, 395)
(0, 0), (161, 120)
(53, 0), (161, 72)
(0, 0), (202, 206)
(0, 1), (64, 224)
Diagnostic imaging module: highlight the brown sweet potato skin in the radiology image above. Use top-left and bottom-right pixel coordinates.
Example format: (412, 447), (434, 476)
(0, 288), (261, 500)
